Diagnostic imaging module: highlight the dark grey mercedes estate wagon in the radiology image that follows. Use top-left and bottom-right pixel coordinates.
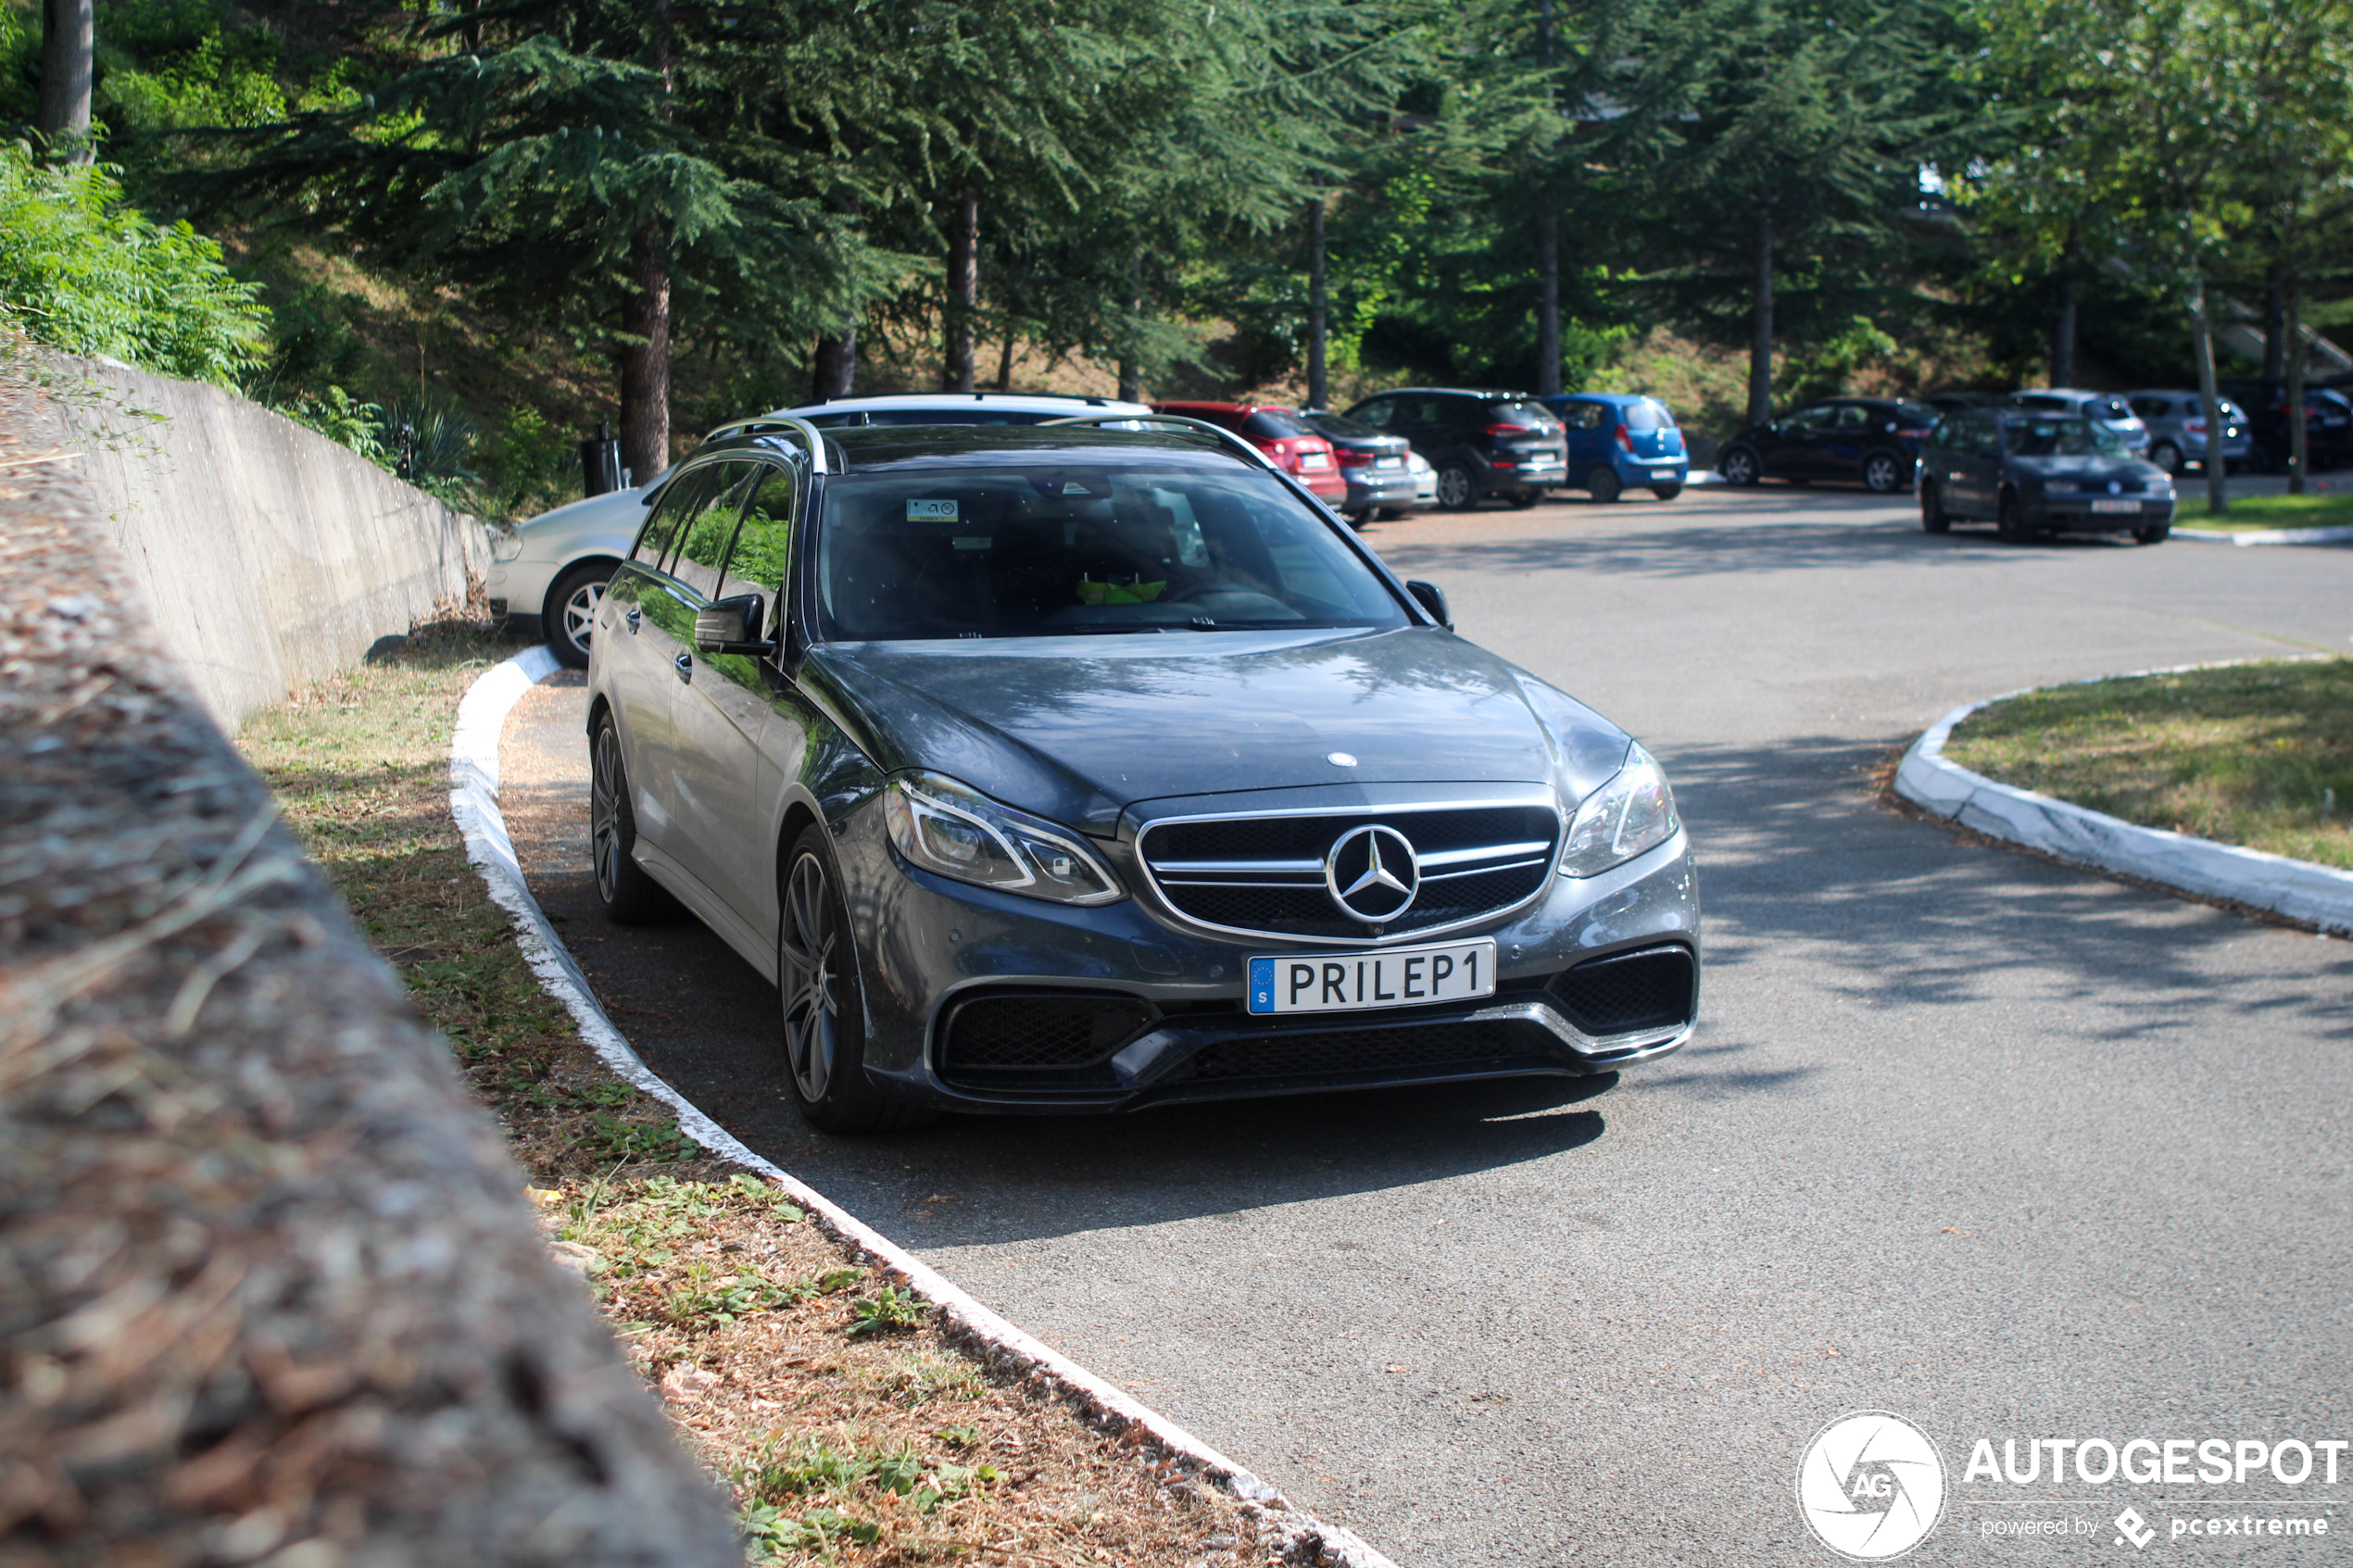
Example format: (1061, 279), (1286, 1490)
(585, 417), (1700, 1130)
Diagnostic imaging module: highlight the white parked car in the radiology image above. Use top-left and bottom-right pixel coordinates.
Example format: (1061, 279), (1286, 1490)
(488, 392), (1152, 666)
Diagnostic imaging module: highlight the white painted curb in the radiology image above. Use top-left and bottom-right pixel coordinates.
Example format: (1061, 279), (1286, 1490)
(1893, 664), (2353, 937)
(2176, 522), (2353, 546)
(449, 651), (1401, 1568)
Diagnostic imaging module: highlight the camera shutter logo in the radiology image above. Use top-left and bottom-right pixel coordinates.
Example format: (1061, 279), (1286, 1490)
(1796, 1411), (1946, 1561)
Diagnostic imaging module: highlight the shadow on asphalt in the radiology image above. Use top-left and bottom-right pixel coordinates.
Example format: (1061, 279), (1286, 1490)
(510, 678), (2353, 1253)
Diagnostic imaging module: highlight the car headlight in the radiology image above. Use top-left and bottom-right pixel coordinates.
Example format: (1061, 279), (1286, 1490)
(489, 528), (526, 563)
(883, 771), (1125, 906)
(1558, 743), (1680, 878)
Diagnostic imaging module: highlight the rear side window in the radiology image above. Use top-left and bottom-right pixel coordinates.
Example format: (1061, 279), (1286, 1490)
(2128, 396), (2169, 419)
(2016, 395), (2067, 412)
(1893, 402), (1937, 429)
(1242, 409), (1315, 439)
(1558, 401), (1606, 432)
(716, 465), (798, 633)
(1347, 399), (1395, 429)
(631, 466), (718, 569)
(1488, 399), (1558, 430)
(671, 461), (762, 596)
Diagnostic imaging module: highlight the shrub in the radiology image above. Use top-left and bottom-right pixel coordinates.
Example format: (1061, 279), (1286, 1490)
(0, 141), (269, 383)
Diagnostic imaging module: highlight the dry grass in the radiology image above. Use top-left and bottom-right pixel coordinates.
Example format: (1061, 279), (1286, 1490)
(235, 623), (709, 1180)
(1944, 659), (2353, 870)
(234, 626), (1265, 1565)
(538, 1175), (1259, 1565)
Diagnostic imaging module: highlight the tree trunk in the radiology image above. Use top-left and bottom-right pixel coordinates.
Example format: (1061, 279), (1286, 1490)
(618, 226), (672, 485)
(1746, 209), (1774, 427)
(943, 192), (978, 394)
(1536, 202), (1561, 397)
(810, 326), (857, 402)
(995, 327), (1017, 392)
(2189, 279), (2227, 519)
(34, 0), (94, 163)
(1306, 194), (1327, 409)
(2050, 236), (2078, 386)
(2262, 264), (2286, 384)
(1117, 253), (1142, 402)
(2285, 274), (2308, 496)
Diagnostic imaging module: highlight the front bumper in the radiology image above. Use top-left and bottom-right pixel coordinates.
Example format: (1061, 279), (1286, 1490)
(2031, 495), (2176, 532)
(834, 802), (1701, 1113)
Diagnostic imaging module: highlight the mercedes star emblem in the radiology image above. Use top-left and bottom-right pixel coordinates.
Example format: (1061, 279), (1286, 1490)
(1325, 823), (1420, 923)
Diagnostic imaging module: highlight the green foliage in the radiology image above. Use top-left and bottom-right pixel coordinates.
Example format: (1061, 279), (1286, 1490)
(276, 383), (390, 464)
(736, 1432), (999, 1560)
(0, 142), (268, 383)
(847, 1286), (925, 1338)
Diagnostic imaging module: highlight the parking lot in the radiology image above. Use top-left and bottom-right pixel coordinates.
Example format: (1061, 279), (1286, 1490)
(497, 483), (2353, 1565)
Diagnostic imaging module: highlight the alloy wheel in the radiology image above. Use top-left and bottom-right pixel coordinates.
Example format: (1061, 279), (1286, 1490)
(1719, 447), (1758, 486)
(1864, 453), (1903, 494)
(590, 724), (625, 904)
(1437, 464), (1477, 510)
(561, 580), (603, 659)
(779, 852), (841, 1104)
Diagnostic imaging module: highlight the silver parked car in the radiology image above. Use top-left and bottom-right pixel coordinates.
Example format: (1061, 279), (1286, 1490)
(585, 416), (1701, 1130)
(2123, 389), (2250, 475)
(488, 393), (1151, 666)
(2008, 389), (2149, 456)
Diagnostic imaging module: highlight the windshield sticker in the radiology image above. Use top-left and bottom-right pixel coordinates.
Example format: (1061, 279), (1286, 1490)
(952, 536), (992, 551)
(907, 498), (959, 521)
(1061, 483), (1092, 496)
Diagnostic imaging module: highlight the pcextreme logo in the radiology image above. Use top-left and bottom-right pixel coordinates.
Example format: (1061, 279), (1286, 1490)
(1798, 1411), (1949, 1561)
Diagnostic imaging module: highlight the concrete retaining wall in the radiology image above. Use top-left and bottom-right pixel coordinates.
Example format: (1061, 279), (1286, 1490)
(48, 353), (493, 727)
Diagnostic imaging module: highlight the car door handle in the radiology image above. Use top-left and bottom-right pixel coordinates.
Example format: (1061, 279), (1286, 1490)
(673, 653), (693, 684)
(624, 608), (641, 633)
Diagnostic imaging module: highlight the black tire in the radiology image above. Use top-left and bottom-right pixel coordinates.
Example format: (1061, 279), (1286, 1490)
(1436, 462), (1479, 511)
(1342, 508), (1371, 530)
(589, 715), (682, 924)
(1996, 489), (2032, 543)
(1649, 483), (1683, 501)
(1717, 445), (1760, 486)
(1507, 486), (1542, 509)
(1586, 466), (1623, 504)
(545, 561), (612, 670)
(1373, 506), (1407, 521)
(2150, 440), (2183, 476)
(1920, 482), (1951, 534)
(1862, 450), (1906, 494)
(777, 825), (937, 1134)
(2133, 522), (2170, 545)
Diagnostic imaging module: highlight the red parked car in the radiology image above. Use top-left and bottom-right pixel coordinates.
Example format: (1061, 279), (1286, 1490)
(1148, 401), (1349, 506)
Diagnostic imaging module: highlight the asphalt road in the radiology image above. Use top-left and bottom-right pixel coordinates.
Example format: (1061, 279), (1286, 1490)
(499, 486), (2353, 1566)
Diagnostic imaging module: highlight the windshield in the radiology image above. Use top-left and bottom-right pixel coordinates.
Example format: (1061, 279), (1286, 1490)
(2005, 417), (2133, 458)
(1302, 410), (1378, 440)
(1241, 408), (1315, 439)
(813, 463), (1410, 640)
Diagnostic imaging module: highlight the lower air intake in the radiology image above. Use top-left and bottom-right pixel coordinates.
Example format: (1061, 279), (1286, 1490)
(1547, 946), (1695, 1036)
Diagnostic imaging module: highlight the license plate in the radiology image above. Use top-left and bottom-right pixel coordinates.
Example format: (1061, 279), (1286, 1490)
(1247, 939), (1497, 1016)
(1302, 453), (1331, 470)
(1523, 455), (1561, 467)
(2090, 498), (2140, 514)
(1375, 456), (1403, 469)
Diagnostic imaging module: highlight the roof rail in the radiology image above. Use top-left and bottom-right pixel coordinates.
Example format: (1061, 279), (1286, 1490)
(700, 414), (831, 473)
(1037, 411), (1279, 474)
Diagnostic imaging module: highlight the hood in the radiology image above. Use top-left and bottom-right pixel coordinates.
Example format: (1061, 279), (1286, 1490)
(804, 627), (1631, 835)
(2010, 456), (2166, 484)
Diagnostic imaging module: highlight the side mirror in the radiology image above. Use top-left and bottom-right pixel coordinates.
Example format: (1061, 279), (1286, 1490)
(1405, 580), (1453, 632)
(694, 593), (771, 656)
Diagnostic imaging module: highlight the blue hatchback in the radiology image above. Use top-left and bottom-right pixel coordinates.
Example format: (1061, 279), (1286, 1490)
(1539, 394), (1691, 502)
